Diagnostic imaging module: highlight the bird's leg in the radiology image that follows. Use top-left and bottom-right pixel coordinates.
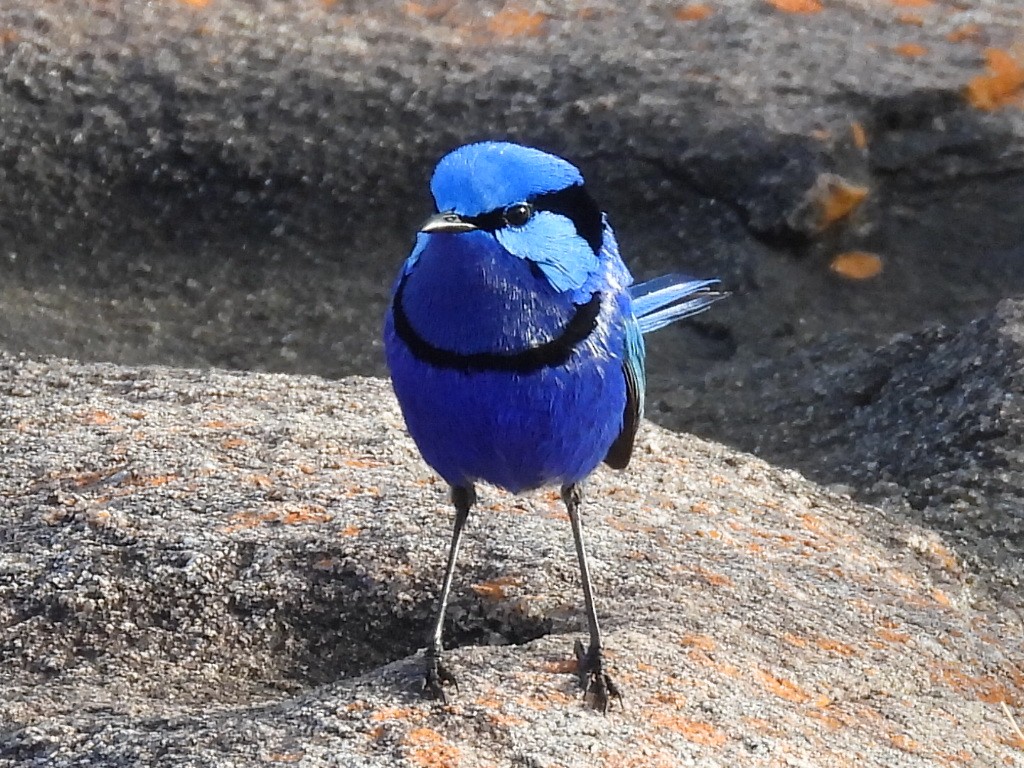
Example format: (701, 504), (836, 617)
(563, 483), (622, 713)
(422, 484), (475, 702)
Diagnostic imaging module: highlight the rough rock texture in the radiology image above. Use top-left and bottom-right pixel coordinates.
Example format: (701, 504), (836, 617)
(6, 0), (1019, 246)
(668, 297), (1024, 608)
(2, 2), (1024, 764)
(1, 356), (1022, 767)
(0, 0), (1023, 380)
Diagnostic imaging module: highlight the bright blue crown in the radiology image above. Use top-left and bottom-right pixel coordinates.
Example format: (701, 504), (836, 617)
(430, 142), (584, 218)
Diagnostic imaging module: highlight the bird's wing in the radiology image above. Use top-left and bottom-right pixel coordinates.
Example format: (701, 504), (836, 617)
(604, 317), (645, 470)
(630, 275), (724, 334)
(604, 275), (725, 470)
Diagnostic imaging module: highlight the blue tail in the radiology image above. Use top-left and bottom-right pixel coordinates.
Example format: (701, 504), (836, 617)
(630, 275), (724, 334)
(605, 274), (724, 470)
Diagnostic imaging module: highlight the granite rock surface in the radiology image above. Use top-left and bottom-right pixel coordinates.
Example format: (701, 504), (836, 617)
(1, 357), (1022, 767)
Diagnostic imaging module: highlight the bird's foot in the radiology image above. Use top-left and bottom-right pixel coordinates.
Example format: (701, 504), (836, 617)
(574, 639), (622, 713)
(422, 651), (458, 703)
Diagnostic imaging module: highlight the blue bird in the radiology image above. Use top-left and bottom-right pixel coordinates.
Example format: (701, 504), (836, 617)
(384, 141), (723, 711)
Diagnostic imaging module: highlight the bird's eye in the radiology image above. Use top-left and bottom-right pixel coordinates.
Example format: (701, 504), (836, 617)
(503, 203), (533, 228)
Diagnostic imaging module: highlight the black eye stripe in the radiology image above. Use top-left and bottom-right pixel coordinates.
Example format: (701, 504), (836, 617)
(533, 184), (604, 253)
(460, 184), (604, 253)
(463, 208), (507, 231)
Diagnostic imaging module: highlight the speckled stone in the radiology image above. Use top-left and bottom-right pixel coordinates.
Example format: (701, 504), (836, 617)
(1, 356), (1021, 766)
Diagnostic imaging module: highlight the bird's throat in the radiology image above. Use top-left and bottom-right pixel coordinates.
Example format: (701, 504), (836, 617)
(392, 272), (602, 374)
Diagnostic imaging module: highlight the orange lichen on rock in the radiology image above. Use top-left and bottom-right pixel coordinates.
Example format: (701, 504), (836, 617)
(806, 706), (846, 730)
(220, 504), (332, 533)
(339, 484), (380, 499)
(604, 516), (655, 533)
(850, 121), (868, 149)
(782, 632), (808, 648)
(487, 7), (547, 38)
(893, 42), (929, 58)
(712, 660), (741, 679)
(540, 657), (578, 674)
(890, 733), (923, 753)
(279, 505), (331, 525)
(816, 637), (857, 656)
(918, 539), (960, 571)
(648, 712), (728, 747)
(966, 48), (1024, 110)
(404, 727), (462, 768)
(947, 23), (983, 44)
(1001, 702), (1024, 749)
(896, 13), (924, 26)
(220, 510), (277, 532)
(695, 566), (733, 588)
(814, 175), (869, 228)
(877, 626), (910, 643)
(339, 457), (387, 469)
(681, 633), (717, 651)
(513, 688), (575, 710)
(485, 709), (526, 727)
(81, 410), (116, 426)
(1002, 735), (1024, 752)
(133, 473), (178, 488)
(180, 0), (211, 7)
(675, 4), (713, 21)
(470, 574), (522, 600)
(940, 750), (980, 764)
(765, 0), (822, 13)
(932, 664), (1021, 706)
(404, 0), (455, 21)
(370, 707), (420, 722)
(756, 669), (811, 703)
(597, 749), (681, 768)
(890, 0), (931, 6)
(830, 251), (883, 280)
(266, 752), (304, 763)
(651, 689), (688, 708)
(799, 513), (826, 534)
(66, 469), (111, 488)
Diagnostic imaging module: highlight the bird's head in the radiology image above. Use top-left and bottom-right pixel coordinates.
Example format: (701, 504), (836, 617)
(419, 142), (605, 293)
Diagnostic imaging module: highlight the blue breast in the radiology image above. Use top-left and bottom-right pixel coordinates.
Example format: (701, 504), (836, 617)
(385, 233), (630, 493)
(397, 230), (582, 355)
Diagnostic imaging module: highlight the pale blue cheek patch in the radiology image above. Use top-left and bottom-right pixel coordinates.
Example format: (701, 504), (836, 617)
(496, 212), (599, 293)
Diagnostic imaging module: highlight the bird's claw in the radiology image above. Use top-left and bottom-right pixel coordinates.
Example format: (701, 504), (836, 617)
(574, 639), (622, 713)
(422, 653), (459, 703)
